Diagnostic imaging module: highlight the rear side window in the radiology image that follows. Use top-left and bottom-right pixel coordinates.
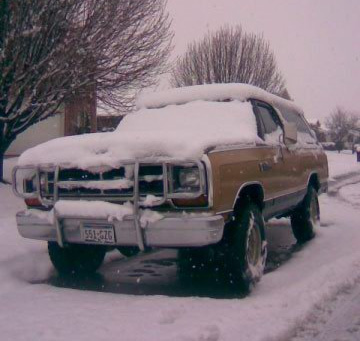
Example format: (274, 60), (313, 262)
(280, 109), (310, 134)
(278, 107), (317, 144)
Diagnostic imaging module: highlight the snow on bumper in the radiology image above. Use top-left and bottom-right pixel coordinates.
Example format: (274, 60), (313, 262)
(16, 210), (224, 248)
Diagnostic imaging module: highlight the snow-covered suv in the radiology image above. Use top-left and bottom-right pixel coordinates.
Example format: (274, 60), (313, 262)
(12, 83), (328, 289)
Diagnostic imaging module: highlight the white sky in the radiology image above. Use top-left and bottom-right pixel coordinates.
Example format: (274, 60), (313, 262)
(167, 0), (360, 121)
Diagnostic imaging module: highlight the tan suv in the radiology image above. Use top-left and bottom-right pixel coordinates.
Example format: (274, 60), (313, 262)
(12, 83), (328, 289)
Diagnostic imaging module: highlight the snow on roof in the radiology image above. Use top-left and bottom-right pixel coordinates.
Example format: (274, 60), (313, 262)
(137, 83), (302, 114)
(18, 100), (260, 168)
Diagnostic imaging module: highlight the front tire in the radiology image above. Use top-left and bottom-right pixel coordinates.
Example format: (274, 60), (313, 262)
(178, 202), (267, 291)
(222, 202), (267, 290)
(291, 186), (319, 243)
(48, 242), (106, 275)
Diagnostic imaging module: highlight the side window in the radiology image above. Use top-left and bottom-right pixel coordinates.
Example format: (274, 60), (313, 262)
(257, 106), (279, 134)
(280, 109), (309, 134)
(254, 103), (283, 144)
(279, 108), (316, 143)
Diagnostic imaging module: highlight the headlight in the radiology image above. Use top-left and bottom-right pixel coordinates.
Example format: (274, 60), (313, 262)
(171, 165), (201, 193)
(12, 166), (39, 198)
(25, 172), (47, 193)
(23, 170), (52, 195)
(179, 167), (200, 188)
(24, 174), (38, 193)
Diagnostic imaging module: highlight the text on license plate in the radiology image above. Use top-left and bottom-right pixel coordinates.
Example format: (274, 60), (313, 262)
(82, 224), (115, 244)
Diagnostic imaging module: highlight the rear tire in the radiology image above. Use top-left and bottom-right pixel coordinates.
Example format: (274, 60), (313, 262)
(291, 186), (319, 243)
(48, 242), (106, 275)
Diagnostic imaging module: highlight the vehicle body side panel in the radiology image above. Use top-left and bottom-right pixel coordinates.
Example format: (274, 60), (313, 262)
(208, 146), (281, 213)
(207, 144), (328, 217)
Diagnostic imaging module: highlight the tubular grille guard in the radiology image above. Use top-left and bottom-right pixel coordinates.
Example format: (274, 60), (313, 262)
(12, 159), (207, 206)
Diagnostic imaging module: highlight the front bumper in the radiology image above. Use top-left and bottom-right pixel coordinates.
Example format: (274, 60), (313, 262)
(16, 210), (224, 248)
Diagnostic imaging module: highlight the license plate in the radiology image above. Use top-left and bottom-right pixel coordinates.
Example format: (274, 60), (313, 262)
(82, 224), (116, 245)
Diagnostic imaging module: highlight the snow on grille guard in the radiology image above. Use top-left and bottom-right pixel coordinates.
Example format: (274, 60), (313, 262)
(12, 160), (208, 250)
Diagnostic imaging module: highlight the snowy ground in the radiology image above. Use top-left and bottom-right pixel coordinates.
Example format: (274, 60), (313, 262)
(325, 150), (360, 178)
(0, 151), (360, 341)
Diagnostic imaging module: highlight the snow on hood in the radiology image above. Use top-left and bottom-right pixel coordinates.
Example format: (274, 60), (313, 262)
(18, 100), (260, 168)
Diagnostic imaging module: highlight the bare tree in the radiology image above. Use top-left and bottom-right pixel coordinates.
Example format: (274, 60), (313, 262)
(325, 107), (359, 152)
(0, 0), (172, 182)
(171, 25), (288, 98)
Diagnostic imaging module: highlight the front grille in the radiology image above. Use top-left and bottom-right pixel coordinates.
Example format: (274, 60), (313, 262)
(41, 165), (164, 201)
(139, 165), (164, 196)
(59, 168), (100, 181)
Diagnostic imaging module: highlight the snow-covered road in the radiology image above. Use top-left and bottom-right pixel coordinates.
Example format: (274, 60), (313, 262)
(292, 275), (360, 341)
(0, 151), (360, 341)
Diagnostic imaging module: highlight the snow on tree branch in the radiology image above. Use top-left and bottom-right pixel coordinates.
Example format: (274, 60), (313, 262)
(0, 0), (173, 181)
(171, 25), (288, 99)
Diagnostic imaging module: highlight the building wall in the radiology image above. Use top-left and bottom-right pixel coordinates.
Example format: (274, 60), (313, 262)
(5, 89), (97, 157)
(64, 90), (97, 136)
(5, 113), (65, 156)
(97, 115), (123, 132)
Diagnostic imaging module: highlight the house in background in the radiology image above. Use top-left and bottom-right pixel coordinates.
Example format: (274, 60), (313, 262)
(5, 92), (97, 157)
(64, 92), (97, 136)
(5, 112), (65, 156)
(307, 119), (331, 143)
(307, 118), (360, 151)
(97, 106), (124, 132)
(348, 126), (360, 144)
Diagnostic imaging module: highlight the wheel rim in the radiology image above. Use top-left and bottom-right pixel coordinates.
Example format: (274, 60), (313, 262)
(246, 216), (262, 266)
(310, 194), (320, 225)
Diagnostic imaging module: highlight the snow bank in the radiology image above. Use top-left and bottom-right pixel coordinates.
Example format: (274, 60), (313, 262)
(338, 183), (360, 207)
(326, 151), (360, 178)
(18, 100), (259, 168)
(2, 182), (360, 341)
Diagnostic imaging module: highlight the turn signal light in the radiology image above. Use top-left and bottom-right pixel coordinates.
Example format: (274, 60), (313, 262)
(172, 195), (208, 208)
(25, 198), (42, 207)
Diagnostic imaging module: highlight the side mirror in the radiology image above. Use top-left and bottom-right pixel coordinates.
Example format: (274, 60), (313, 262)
(283, 122), (297, 145)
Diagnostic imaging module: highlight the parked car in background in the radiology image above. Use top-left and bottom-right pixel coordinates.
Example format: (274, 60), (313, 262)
(353, 143), (360, 153)
(12, 83), (328, 290)
(321, 142), (336, 151)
